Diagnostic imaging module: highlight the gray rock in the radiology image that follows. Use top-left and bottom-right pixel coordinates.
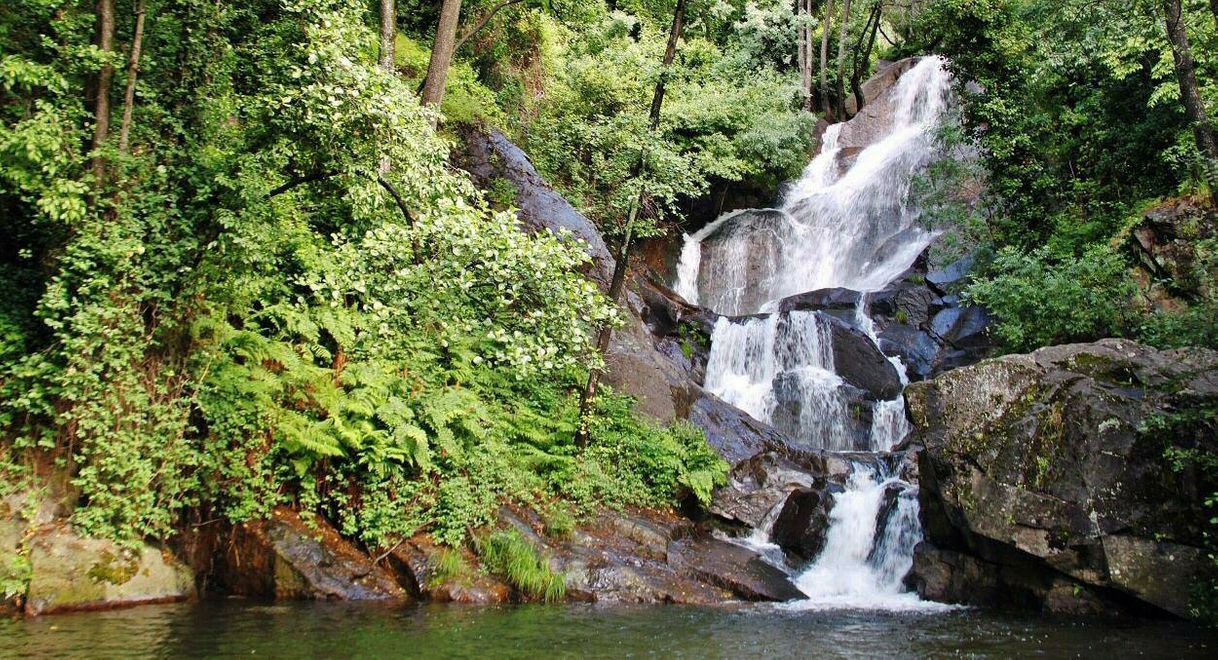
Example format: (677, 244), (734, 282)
(24, 525), (195, 615)
(770, 487), (833, 561)
(457, 127), (614, 286)
(824, 314), (903, 400)
(908, 339), (1218, 619)
(668, 536), (806, 602)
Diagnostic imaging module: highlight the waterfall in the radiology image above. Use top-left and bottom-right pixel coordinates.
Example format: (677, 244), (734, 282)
(676, 57), (955, 610)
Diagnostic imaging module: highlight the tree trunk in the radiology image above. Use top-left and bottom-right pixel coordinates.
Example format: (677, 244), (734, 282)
(849, 1), (881, 115)
(576, 0), (687, 447)
(1162, 0), (1218, 201)
(118, 0), (147, 155)
(799, 0), (812, 111)
(818, 0), (834, 116)
(834, 0), (854, 119)
(92, 0), (116, 182)
(421, 0), (462, 122)
(379, 0), (395, 174)
(379, 0), (396, 71)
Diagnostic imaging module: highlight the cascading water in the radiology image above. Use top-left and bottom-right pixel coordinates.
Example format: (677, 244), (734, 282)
(675, 57), (956, 610)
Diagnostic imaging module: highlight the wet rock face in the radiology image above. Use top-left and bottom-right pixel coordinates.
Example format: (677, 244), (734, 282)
(216, 508), (407, 602)
(823, 314), (903, 401)
(908, 339), (1218, 619)
(770, 487), (834, 561)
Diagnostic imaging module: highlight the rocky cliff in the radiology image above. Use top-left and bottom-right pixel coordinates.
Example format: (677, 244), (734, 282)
(907, 339), (1218, 619)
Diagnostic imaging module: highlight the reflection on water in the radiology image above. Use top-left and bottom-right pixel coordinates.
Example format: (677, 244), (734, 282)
(1, 601), (1214, 658)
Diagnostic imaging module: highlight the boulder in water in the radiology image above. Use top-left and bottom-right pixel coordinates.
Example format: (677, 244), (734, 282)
(23, 525), (195, 615)
(908, 339), (1218, 619)
(823, 314), (902, 401)
(770, 487), (834, 561)
(668, 536), (806, 601)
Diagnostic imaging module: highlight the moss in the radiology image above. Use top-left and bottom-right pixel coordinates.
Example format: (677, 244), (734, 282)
(86, 550), (139, 585)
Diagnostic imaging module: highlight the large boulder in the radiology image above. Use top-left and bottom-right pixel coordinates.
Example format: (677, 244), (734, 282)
(824, 313), (902, 400)
(907, 339), (1218, 619)
(668, 536), (806, 602)
(457, 127), (614, 286)
(387, 536), (511, 604)
(23, 525), (195, 615)
(216, 507), (407, 601)
(770, 486), (836, 561)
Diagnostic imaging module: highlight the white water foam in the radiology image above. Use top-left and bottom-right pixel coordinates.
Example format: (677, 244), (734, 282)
(678, 57), (958, 611)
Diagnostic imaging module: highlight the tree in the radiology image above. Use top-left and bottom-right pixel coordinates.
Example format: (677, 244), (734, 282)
(834, 0), (853, 119)
(379, 0), (395, 173)
(118, 0), (147, 155)
(421, 0), (462, 117)
(92, 0), (116, 181)
(1161, 0), (1218, 201)
(454, 0), (525, 53)
(848, 0), (882, 113)
(576, 0), (687, 446)
(819, 0), (835, 115)
(379, 0), (396, 71)
(798, 0), (817, 111)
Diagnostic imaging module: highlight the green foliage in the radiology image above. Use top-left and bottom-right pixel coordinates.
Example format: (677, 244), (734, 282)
(0, 0), (724, 554)
(519, 10), (816, 232)
(475, 529), (566, 602)
(427, 547), (473, 589)
(965, 245), (1137, 351)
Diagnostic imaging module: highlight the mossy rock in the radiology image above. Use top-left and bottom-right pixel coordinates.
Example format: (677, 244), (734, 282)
(24, 524), (195, 615)
(910, 339), (1218, 619)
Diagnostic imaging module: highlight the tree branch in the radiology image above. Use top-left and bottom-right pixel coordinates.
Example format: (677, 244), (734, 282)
(267, 170), (337, 198)
(454, 0), (525, 52)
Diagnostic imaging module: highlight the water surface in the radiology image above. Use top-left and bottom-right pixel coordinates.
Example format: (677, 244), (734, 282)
(2, 601), (1214, 658)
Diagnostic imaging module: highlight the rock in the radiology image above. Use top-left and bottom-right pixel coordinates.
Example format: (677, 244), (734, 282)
(877, 323), (942, 382)
(694, 209), (792, 316)
(930, 305), (992, 350)
(837, 58), (924, 151)
(669, 536), (806, 601)
(456, 127), (614, 286)
(387, 536), (511, 604)
(868, 283), (942, 329)
(217, 508), (407, 601)
(844, 57), (922, 117)
(548, 509), (731, 605)
(910, 543), (1114, 616)
(770, 487), (833, 561)
(776, 288), (864, 325)
(926, 254), (976, 292)
(710, 452), (820, 529)
(1127, 198), (1216, 301)
(908, 339), (1218, 619)
(23, 525), (195, 615)
(824, 314), (902, 400)
(689, 391), (797, 465)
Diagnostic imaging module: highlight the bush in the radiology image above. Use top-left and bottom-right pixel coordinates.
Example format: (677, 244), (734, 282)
(966, 245), (1137, 352)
